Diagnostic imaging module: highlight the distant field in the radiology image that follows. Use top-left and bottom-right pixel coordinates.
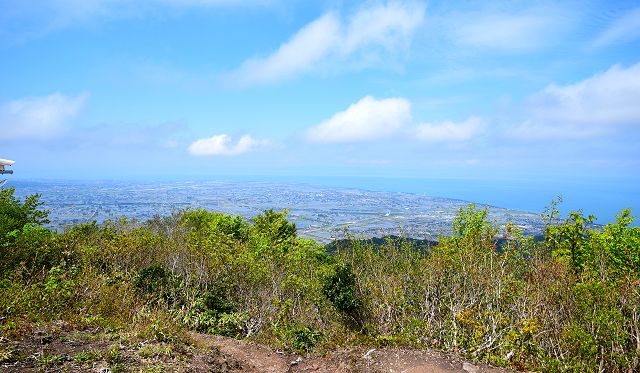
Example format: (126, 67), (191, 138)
(10, 180), (545, 243)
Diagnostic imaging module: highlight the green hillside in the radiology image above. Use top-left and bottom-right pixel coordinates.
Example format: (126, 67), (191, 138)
(1, 187), (639, 372)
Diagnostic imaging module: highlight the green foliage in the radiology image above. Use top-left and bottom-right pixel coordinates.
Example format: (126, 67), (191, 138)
(0, 187), (49, 241)
(106, 343), (123, 365)
(72, 350), (102, 365)
(36, 352), (67, 368)
(561, 281), (628, 372)
(134, 264), (184, 306)
(178, 285), (248, 337)
(0, 188), (59, 275)
(181, 209), (249, 241)
(323, 263), (362, 317)
(1, 223), (61, 275)
(251, 209), (296, 252)
(289, 325), (322, 353)
(202, 285), (235, 315)
(43, 265), (76, 304)
(0, 344), (16, 363)
(599, 209), (640, 277)
(547, 209), (596, 273)
(453, 204), (490, 239)
(2, 195), (640, 372)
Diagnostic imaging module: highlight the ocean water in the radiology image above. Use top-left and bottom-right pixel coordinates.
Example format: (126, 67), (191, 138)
(219, 175), (639, 224)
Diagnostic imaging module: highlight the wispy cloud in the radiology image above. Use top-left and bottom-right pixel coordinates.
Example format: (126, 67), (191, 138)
(415, 117), (485, 142)
(70, 121), (188, 149)
(506, 62), (640, 140)
(505, 121), (609, 141)
(227, 1), (425, 86)
(0, 93), (88, 141)
(227, 13), (341, 86)
(307, 95), (485, 144)
(592, 7), (640, 48)
(0, 0), (276, 41)
(157, 0), (275, 6)
(341, 1), (424, 54)
(526, 62), (640, 125)
(188, 134), (265, 156)
(441, 4), (572, 52)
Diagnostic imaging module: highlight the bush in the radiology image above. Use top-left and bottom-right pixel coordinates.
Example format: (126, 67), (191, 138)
(0, 188), (56, 274)
(323, 263), (362, 320)
(0, 187), (49, 241)
(134, 264), (184, 306)
(290, 325), (322, 353)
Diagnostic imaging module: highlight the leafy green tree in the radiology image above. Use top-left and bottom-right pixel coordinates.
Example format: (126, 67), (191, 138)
(251, 209), (296, 253)
(181, 210), (247, 240)
(0, 188), (56, 274)
(543, 198), (596, 274)
(551, 211), (595, 274)
(600, 209), (640, 277)
(0, 187), (49, 241)
(444, 203), (498, 252)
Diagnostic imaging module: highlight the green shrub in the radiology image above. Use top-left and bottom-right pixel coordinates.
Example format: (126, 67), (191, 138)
(290, 325), (322, 353)
(0, 187), (49, 241)
(0, 188), (61, 275)
(323, 263), (362, 320)
(134, 264), (184, 306)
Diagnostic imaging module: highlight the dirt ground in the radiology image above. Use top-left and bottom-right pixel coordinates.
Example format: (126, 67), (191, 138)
(1, 323), (516, 372)
(192, 334), (515, 373)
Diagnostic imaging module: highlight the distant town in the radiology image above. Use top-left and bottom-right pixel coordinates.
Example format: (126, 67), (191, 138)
(8, 180), (546, 244)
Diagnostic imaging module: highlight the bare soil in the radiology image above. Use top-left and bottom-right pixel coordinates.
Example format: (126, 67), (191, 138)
(1, 324), (517, 373)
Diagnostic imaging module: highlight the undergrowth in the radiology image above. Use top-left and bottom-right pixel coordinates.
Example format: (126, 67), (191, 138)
(1, 187), (640, 372)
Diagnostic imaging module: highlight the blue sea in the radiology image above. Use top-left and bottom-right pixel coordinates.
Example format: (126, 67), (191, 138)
(212, 175), (639, 225)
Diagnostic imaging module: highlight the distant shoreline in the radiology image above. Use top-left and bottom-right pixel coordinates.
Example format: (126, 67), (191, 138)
(8, 179), (552, 243)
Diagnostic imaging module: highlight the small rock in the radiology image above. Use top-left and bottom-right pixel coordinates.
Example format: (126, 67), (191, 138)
(98, 368), (111, 373)
(290, 356), (303, 366)
(462, 362), (478, 373)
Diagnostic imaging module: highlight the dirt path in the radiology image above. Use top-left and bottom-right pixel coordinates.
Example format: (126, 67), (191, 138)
(192, 333), (515, 373)
(1, 325), (516, 372)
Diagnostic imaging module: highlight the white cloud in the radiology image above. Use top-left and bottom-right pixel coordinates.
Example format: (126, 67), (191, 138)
(592, 7), (640, 48)
(341, 1), (424, 54)
(526, 62), (640, 125)
(415, 117), (485, 142)
(307, 96), (487, 144)
(188, 134), (263, 156)
(444, 5), (570, 52)
(506, 62), (640, 140)
(306, 96), (411, 143)
(228, 1), (425, 85)
(229, 13), (340, 85)
(0, 93), (88, 141)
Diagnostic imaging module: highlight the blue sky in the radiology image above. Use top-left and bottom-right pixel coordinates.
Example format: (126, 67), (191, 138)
(1, 0), (639, 216)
